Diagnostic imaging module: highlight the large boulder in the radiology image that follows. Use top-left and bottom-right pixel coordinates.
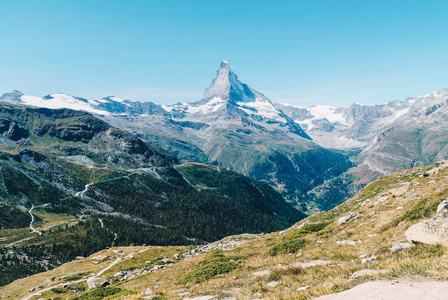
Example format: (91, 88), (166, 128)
(87, 277), (109, 289)
(405, 198), (448, 246)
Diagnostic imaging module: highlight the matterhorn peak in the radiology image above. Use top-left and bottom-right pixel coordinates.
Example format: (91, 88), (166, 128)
(202, 60), (270, 104)
(219, 60), (234, 72)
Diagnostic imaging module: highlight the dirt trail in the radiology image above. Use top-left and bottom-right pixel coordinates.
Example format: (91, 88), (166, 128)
(22, 247), (150, 300)
(28, 204), (50, 235)
(316, 280), (448, 300)
(5, 219), (75, 247)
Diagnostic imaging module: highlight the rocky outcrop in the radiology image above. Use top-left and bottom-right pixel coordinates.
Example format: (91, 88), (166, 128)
(86, 277), (109, 289)
(182, 233), (263, 258)
(337, 212), (359, 225)
(0, 119), (29, 141)
(437, 199), (448, 214)
(405, 198), (448, 246)
(390, 243), (414, 252)
(350, 269), (387, 279)
(112, 265), (167, 281)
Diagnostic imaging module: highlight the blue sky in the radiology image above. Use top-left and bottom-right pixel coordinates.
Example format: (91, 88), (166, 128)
(1, 0), (448, 107)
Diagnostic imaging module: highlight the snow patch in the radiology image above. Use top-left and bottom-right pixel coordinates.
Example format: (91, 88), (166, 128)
(20, 94), (110, 115)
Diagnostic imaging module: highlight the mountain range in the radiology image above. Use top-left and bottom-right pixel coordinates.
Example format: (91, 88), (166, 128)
(2, 61), (448, 213)
(2, 61), (448, 294)
(0, 61), (354, 212)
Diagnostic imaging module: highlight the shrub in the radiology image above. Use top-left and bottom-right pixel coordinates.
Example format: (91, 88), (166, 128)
(285, 222), (330, 240)
(72, 287), (134, 300)
(268, 239), (310, 256)
(182, 251), (241, 283)
(51, 287), (64, 294)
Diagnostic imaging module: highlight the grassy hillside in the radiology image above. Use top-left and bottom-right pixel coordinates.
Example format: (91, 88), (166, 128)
(4, 162), (448, 299)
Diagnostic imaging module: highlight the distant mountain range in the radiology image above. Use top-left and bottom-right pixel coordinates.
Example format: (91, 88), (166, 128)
(2, 61), (448, 212)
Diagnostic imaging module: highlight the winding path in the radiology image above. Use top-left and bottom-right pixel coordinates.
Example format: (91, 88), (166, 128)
(22, 247), (151, 300)
(28, 204), (50, 236)
(75, 174), (133, 199)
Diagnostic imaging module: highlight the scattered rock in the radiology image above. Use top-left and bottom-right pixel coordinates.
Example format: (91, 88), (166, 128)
(173, 254), (180, 260)
(296, 222), (308, 229)
(389, 182), (411, 197)
(435, 160), (448, 168)
(266, 281), (280, 287)
(145, 288), (153, 295)
(336, 240), (362, 246)
(290, 260), (331, 268)
(87, 277), (109, 289)
(367, 234), (378, 238)
(337, 212), (359, 226)
(112, 249), (124, 254)
(152, 265), (166, 271)
(182, 233), (263, 257)
(350, 269), (387, 279)
(253, 270), (271, 277)
(63, 282), (75, 288)
(297, 286), (311, 291)
(114, 271), (125, 277)
(29, 287), (35, 292)
(390, 243), (414, 252)
(437, 199), (448, 214)
(75, 256), (85, 260)
(361, 255), (377, 264)
(183, 296), (216, 300)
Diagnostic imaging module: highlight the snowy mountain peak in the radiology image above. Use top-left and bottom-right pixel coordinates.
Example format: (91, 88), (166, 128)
(220, 60), (233, 71)
(202, 61), (270, 106)
(10, 90), (23, 95)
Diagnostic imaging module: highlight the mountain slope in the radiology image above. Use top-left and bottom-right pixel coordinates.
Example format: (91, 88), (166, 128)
(0, 102), (304, 286)
(4, 161), (448, 299)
